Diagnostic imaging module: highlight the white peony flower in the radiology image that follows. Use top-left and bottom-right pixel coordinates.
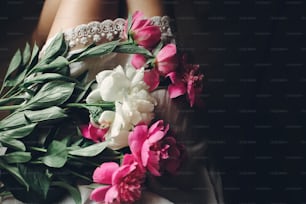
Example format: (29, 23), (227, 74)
(86, 65), (157, 150)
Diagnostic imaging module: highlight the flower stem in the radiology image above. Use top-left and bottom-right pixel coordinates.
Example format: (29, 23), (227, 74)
(66, 169), (92, 182)
(0, 105), (21, 111)
(30, 147), (47, 153)
(1, 87), (17, 99)
(66, 102), (115, 109)
(68, 155), (100, 166)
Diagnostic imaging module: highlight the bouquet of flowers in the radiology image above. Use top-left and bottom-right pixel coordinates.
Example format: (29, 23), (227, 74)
(0, 11), (203, 204)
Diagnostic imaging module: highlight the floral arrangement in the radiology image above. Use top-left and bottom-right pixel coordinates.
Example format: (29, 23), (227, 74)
(0, 11), (203, 203)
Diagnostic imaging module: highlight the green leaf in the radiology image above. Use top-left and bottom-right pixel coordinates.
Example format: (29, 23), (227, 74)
(153, 41), (164, 56)
(75, 79), (95, 103)
(2, 152), (31, 163)
(31, 56), (69, 73)
(23, 73), (77, 87)
(22, 43), (31, 66)
(4, 68), (27, 87)
(4, 49), (22, 82)
(52, 181), (81, 204)
(26, 43), (40, 69)
(0, 123), (36, 139)
(86, 183), (105, 189)
(42, 140), (68, 168)
(76, 40), (119, 60)
(0, 159), (29, 190)
(115, 43), (152, 57)
(20, 81), (75, 110)
(69, 141), (109, 157)
(42, 33), (67, 62)
(127, 13), (133, 34)
(18, 164), (51, 199)
(67, 43), (96, 61)
(0, 106), (67, 130)
(0, 137), (26, 151)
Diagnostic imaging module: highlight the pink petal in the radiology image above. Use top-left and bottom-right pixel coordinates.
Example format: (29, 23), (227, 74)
(187, 81), (196, 107)
(105, 186), (119, 204)
(167, 72), (176, 83)
(148, 120), (169, 136)
(168, 82), (187, 98)
(90, 186), (111, 202)
(131, 11), (146, 29)
(143, 69), (160, 91)
(132, 11), (144, 21)
(122, 154), (135, 165)
(133, 18), (151, 30)
(133, 26), (161, 48)
(148, 130), (165, 144)
(129, 125), (148, 161)
(131, 54), (147, 69)
(156, 60), (177, 75)
(167, 72), (187, 98)
(112, 165), (134, 184)
(156, 44), (177, 63)
(80, 125), (91, 140)
(146, 151), (161, 176)
(89, 125), (108, 142)
(93, 162), (119, 184)
(141, 140), (151, 167)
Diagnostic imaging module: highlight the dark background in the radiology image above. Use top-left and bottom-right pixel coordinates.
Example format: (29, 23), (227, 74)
(1, 0), (306, 203)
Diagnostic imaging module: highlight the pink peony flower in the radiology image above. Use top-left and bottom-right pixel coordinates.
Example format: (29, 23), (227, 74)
(81, 123), (108, 143)
(125, 11), (161, 48)
(167, 56), (204, 107)
(90, 155), (145, 204)
(129, 120), (185, 176)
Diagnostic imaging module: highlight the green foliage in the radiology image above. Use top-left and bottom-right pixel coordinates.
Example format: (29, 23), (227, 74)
(42, 140), (68, 168)
(0, 30), (145, 203)
(69, 140), (109, 157)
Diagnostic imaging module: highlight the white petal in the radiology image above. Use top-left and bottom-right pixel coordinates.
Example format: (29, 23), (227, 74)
(131, 67), (145, 86)
(86, 89), (102, 104)
(100, 72), (130, 101)
(96, 70), (113, 84)
(107, 130), (130, 150)
(114, 65), (125, 74)
(98, 111), (115, 125)
(136, 99), (155, 112)
(125, 65), (134, 78)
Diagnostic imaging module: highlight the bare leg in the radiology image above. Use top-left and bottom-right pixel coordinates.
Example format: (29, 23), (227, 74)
(32, 0), (61, 47)
(126, 0), (164, 17)
(47, 0), (118, 41)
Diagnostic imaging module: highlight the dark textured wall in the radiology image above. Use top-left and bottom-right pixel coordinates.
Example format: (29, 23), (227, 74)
(173, 1), (306, 203)
(1, 1), (306, 203)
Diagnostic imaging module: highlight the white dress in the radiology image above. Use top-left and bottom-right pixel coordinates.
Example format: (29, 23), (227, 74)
(1, 16), (224, 204)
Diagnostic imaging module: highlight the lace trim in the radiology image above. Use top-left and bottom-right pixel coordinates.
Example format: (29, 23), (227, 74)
(150, 16), (174, 43)
(64, 16), (174, 48)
